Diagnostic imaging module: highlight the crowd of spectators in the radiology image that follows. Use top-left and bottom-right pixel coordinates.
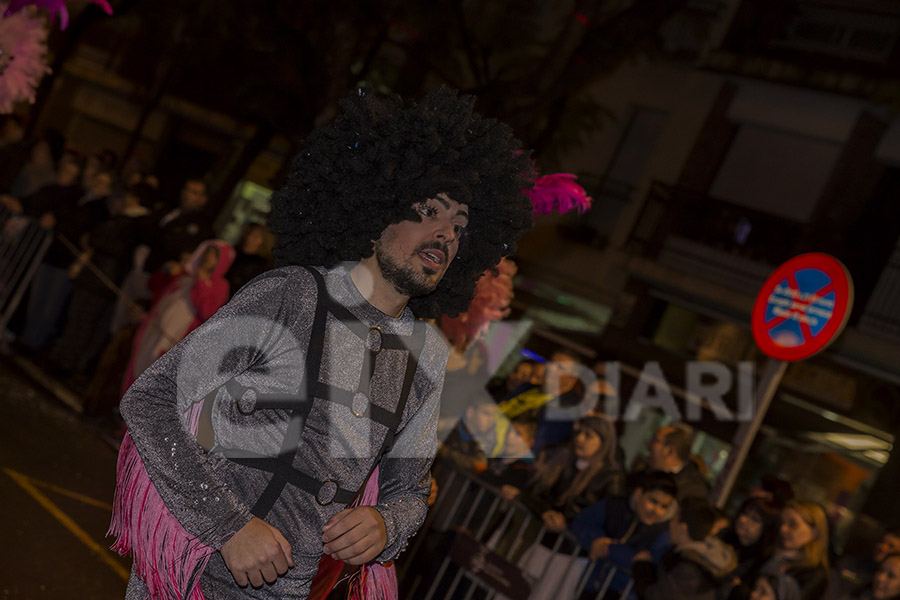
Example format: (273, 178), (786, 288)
(1, 122), (274, 437)
(429, 354), (900, 600)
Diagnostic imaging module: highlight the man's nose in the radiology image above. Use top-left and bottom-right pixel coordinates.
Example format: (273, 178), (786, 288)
(434, 220), (456, 242)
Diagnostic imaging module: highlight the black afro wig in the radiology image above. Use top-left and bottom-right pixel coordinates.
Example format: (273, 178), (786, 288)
(269, 86), (535, 318)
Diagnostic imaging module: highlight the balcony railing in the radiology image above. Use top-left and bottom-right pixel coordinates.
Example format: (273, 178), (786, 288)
(626, 182), (803, 294)
(719, 0), (900, 70)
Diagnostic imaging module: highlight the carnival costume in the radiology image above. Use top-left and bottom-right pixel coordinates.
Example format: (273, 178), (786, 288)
(113, 264), (448, 599)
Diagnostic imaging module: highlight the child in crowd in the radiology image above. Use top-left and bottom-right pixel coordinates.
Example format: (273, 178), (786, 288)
(749, 573), (802, 600)
(121, 239), (234, 393)
(572, 470), (678, 600)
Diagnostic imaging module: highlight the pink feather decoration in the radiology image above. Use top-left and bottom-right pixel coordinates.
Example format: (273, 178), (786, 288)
(526, 173), (593, 216)
(347, 466), (399, 600)
(0, 1), (49, 113)
(4, 0), (112, 30)
(108, 404), (213, 600)
(439, 258), (517, 351)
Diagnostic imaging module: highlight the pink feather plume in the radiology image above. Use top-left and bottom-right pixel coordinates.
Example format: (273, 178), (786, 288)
(0, 0), (49, 113)
(526, 172), (593, 216)
(439, 258), (517, 351)
(4, 0), (112, 30)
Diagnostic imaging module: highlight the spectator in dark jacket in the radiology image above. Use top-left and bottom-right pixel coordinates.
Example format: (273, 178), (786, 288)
(633, 497), (738, 600)
(504, 416), (625, 600)
(225, 222), (274, 296)
(49, 185), (152, 375)
(644, 424), (710, 501)
(14, 152), (96, 350)
(143, 178), (215, 272)
(572, 470), (678, 599)
(721, 497), (783, 599)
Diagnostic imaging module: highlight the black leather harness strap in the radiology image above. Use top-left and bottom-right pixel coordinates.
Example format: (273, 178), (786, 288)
(202, 266), (427, 517)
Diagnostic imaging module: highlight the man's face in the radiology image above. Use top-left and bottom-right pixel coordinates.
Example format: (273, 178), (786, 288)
(57, 160), (81, 186)
(875, 533), (900, 563)
(89, 172), (112, 197)
(648, 427), (674, 470)
(542, 352), (579, 395)
(507, 362), (533, 391)
(373, 193), (468, 298)
(634, 489), (675, 526)
(465, 403), (498, 435)
(181, 181), (208, 211)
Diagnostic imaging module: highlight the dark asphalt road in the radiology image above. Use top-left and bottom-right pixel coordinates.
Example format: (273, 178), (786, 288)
(0, 360), (130, 598)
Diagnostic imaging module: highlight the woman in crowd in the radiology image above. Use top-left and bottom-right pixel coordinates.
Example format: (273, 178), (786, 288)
(759, 500), (830, 600)
(845, 553), (900, 600)
(225, 222), (274, 296)
(501, 415), (625, 599)
(721, 497), (783, 599)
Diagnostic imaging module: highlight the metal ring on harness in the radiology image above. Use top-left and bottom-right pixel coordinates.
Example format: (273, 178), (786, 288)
(366, 326), (383, 354)
(316, 479), (339, 505)
(351, 392), (369, 417)
(237, 388), (258, 415)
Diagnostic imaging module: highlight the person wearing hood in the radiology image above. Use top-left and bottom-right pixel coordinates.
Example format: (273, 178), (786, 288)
(121, 239), (234, 394)
(633, 496), (738, 600)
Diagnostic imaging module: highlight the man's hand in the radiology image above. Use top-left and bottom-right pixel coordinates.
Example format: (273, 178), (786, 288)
(38, 212), (56, 229)
(427, 477), (438, 507)
(220, 517), (294, 588)
(321, 506), (387, 566)
(632, 550), (652, 564)
(500, 485), (520, 501)
(542, 510), (566, 532)
(589, 537), (613, 560)
(0, 195), (22, 213)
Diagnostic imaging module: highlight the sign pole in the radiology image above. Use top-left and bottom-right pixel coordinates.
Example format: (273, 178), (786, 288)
(714, 358), (788, 508)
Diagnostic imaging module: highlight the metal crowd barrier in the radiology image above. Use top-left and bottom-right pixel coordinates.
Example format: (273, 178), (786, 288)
(398, 458), (635, 600)
(0, 205), (52, 342)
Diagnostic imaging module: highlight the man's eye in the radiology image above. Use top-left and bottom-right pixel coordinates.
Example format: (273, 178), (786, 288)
(418, 205), (437, 217)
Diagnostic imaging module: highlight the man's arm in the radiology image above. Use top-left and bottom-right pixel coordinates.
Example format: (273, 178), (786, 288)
(120, 270), (315, 549)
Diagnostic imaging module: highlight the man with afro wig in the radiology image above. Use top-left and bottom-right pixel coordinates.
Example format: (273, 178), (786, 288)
(111, 86), (534, 599)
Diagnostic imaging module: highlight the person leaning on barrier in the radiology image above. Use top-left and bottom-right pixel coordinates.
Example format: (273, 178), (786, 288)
(501, 416), (625, 599)
(632, 496), (738, 600)
(571, 470), (678, 600)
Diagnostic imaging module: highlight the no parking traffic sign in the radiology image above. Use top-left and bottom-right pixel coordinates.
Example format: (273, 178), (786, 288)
(751, 253), (854, 362)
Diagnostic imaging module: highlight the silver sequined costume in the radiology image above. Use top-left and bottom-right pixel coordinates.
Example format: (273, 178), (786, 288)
(121, 264), (448, 599)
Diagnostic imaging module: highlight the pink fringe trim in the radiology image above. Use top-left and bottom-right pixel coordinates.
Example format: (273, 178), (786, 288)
(108, 405), (213, 600)
(347, 466), (399, 600)
(527, 173), (593, 216)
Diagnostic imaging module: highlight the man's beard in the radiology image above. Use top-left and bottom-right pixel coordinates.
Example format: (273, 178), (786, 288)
(374, 240), (444, 298)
